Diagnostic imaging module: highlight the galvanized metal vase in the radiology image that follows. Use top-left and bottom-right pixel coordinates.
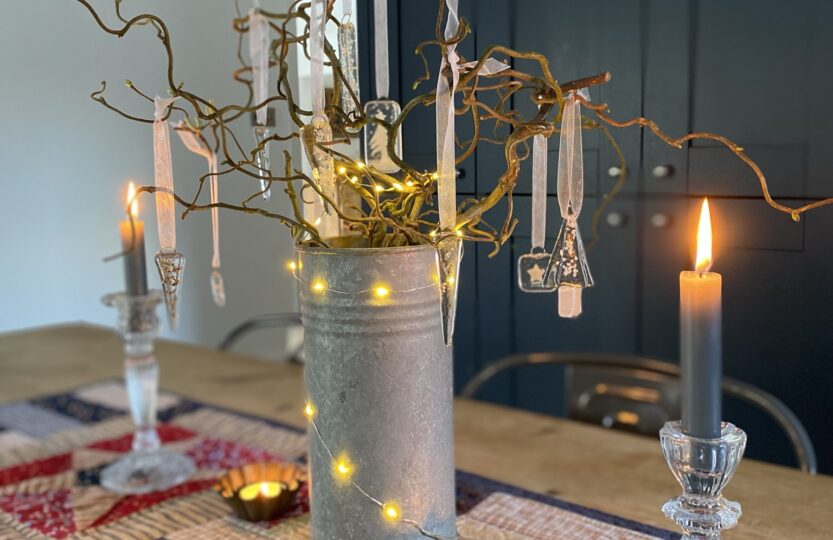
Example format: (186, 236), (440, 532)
(297, 242), (456, 540)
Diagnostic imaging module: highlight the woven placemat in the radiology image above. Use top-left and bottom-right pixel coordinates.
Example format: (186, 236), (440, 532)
(0, 381), (678, 539)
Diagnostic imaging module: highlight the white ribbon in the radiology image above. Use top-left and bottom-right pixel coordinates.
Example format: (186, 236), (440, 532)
(153, 96), (178, 251)
(372, 0), (389, 98)
(310, 0), (325, 117)
(249, 6), (270, 125)
(175, 124), (221, 270)
(557, 92), (584, 222)
(458, 58), (510, 76)
(436, 0), (460, 230)
(531, 134), (548, 250)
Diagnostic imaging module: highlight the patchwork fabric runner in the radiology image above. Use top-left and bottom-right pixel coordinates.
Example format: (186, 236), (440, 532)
(0, 382), (678, 539)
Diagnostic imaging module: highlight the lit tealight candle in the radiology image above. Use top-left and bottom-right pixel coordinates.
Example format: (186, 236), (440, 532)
(238, 481), (283, 502)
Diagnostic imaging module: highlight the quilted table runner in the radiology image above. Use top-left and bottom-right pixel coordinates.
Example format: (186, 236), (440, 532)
(0, 381), (678, 539)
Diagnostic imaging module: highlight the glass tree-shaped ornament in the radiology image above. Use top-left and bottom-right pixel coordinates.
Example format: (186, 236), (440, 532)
(363, 100), (402, 173)
(100, 290), (195, 494)
(544, 90), (593, 317)
(301, 114), (337, 212)
(253, 125), (272, 200)
(338, 18), (361, 133)
(545, 216), (594, 317)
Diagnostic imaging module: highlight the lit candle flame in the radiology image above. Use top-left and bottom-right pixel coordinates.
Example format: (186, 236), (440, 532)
(126, 182), (139, 218)
(695, 198), (712, 272)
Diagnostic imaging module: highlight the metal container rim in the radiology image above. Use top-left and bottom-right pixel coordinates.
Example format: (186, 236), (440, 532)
(295, 240), (437, 258)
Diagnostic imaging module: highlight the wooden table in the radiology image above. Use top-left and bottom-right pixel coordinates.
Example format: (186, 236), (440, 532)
(1, 324), (830, 539)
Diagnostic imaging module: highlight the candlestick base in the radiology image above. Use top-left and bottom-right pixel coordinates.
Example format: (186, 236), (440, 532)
(660, 420), (747, 539)
(102, 291), (195, 494)
(101, 449), (196, 495)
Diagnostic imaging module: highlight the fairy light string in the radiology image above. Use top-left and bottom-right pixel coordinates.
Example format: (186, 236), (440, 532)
(303, 403), (455, 540)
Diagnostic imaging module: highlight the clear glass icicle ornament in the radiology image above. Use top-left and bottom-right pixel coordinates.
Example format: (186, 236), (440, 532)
(301, 115), (337, 213)
(253, 125), (272, 200)
(545, 90), (594, 317)
(338, 17), (361, 132)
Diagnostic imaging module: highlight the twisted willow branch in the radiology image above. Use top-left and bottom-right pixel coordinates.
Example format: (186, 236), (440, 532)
(78, 0), (831, 261)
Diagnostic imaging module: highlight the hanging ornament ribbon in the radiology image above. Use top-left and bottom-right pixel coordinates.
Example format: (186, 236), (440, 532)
(175, 123), (226, 307)
(152, 96), (186, 329)
(435, 0), (462, 346)
(363, 0), (402, 173)
(517, 130), (555, 293)
(545, 89), (594, 318)
(458, 57), (511, 76)
(249, 4), (272, 200)
(338, 0), (361, 132)
(301, 0), (339, 238)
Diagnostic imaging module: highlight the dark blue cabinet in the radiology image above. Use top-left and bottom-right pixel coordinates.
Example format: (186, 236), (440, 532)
(359, 0), (833, 473)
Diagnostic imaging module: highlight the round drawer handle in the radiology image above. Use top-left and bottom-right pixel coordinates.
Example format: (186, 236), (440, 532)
(456, 168), (466, 179)
(607, 166), (622, 178)
(650, 213), (672, 228)
(652, 164), (674, 178)
(606, 212), (627, 228)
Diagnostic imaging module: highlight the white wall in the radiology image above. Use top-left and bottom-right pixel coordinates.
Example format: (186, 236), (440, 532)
(0, 0), (301, 359)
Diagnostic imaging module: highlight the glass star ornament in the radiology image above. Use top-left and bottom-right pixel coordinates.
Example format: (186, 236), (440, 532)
(545, 217), (593, 318)
(363, 99), (402, 173)
(253, 125), (272, 200)
(154, 248), (186, 330)
(436, 237), (462, 346)
(517, 248), (556, 293)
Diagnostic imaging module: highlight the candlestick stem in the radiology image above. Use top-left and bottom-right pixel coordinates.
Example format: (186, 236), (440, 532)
(100, 291), (195, 494)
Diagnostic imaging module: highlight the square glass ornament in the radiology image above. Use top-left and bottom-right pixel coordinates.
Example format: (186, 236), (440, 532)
(363, 99), (402, 173)
(517, 248), (555, 293)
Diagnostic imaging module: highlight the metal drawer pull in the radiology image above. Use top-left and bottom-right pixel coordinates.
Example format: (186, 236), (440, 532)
(652, 164), (673, 178)
(606, 212), (626, 228)
(650, 213), (671, 228)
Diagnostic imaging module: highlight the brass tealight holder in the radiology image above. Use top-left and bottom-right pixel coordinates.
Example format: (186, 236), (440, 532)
(214, 462), (306, 522)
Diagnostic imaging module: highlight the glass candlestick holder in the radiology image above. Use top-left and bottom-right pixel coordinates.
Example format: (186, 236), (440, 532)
(100, 290), (196, 494)
(660, 420), (747, 539)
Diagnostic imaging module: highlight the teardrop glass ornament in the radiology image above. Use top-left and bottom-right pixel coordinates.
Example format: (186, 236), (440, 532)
(253, 126), (272, 200)
(338, 20), (361, 133)
(436, 237), (462, 346)
(154, 248), (186, 330)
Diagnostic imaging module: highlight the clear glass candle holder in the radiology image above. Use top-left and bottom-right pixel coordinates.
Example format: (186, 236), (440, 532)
(100, 290), (196, 494)
(660, 420), (747, 539)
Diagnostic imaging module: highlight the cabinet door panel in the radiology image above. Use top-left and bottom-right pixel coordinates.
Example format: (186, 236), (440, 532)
(642, 0), (690, 195)
(689, 146), (806, 199)
(511, 196), (639, 415)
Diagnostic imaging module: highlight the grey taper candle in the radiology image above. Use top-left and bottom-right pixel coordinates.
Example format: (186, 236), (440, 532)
(680, 270), (722, 438)
(120, 184), (148, 297)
